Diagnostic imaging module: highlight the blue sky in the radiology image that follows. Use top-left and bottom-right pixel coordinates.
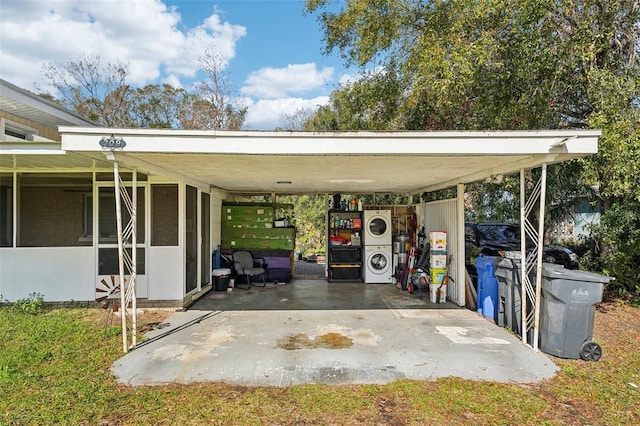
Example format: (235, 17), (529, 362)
(0, 0), (354, 129)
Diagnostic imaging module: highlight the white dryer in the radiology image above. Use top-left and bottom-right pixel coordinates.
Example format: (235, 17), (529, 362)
(364, 245), (393, 283)
(363, 209), (392, 246)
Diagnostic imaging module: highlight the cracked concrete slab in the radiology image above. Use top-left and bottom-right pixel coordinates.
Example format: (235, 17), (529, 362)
(111, 281), (557, 387)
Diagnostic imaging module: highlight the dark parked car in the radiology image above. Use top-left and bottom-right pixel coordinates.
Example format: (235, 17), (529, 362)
(465, 222), (579, 273)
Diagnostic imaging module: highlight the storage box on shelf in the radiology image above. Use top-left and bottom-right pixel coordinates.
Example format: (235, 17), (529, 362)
(429, 252), (447, 269)
(430, 231), (447, 251)
(330, 264), (362, 281)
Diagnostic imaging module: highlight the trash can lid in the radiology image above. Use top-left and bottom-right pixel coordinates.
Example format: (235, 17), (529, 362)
(497, 257), (520, 268)
(212, 268), (231, 276)
(541, 263), (614, 283)
(475, 255), (502, 267)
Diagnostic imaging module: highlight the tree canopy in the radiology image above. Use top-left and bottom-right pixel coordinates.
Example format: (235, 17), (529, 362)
(306, 0), (639, 131)
(40, 50), (246, 130)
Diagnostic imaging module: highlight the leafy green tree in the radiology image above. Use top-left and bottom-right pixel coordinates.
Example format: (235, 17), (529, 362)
(308, 67), (404, 130)
(279, 195), (327, 255)
(306, 0), (560, 130)
(124, 84), (191, 129)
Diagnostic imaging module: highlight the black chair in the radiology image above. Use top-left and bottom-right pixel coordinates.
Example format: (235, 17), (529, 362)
(233, 250), (267, 288)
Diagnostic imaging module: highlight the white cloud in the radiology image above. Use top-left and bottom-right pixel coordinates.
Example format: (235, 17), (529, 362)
(0, 1), (342, 132)
(243, 96), (330, 130)
(241, 63), (334, 99)
(163, 73), (183, 89)
(0, 0), (245, 89)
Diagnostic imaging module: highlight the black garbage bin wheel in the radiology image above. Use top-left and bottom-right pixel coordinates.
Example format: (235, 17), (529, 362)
(580, 341), (602, 361)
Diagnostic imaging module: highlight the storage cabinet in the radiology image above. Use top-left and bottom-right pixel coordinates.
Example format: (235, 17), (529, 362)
(328, 210), (363, 282)
(221, 203), (295, 250)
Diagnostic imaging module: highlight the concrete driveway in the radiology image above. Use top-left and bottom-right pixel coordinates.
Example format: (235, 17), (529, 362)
(111, 281), (557, 387)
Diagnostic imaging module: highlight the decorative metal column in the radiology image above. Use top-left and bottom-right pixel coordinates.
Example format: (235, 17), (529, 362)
(113, 162), (138, 353)
(520, 164), (547, 350)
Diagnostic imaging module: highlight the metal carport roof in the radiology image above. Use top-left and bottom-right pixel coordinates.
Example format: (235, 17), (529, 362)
(54, 127), (601, 193)
(0, 79), (98, 129)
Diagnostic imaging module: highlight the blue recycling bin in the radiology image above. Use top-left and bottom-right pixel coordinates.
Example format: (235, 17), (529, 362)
(475, 256), (501, 321)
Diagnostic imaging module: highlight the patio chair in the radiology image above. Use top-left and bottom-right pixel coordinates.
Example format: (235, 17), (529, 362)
(233, 250), (267, 289)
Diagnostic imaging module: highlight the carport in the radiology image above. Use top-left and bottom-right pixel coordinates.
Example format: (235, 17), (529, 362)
(56, 128), (600, 353)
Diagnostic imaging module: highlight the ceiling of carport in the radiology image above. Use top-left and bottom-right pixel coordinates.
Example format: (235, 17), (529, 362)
(48, 128), (602, 195)
(119, 153), (543, 194)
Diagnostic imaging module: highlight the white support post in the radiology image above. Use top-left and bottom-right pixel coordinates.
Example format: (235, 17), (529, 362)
(130, 169), (137, 347)
(533, 164), (548, 351)
(457, 182), (466, 307)
(12, 171), (17, 248)
(519, 165), (548, 350)
(113, 162), (138, 353)
(113, 162), (127, 353)
(520, 169), (527, 346)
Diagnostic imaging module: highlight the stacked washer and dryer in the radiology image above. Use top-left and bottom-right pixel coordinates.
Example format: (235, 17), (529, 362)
(363, 210), (394, 283)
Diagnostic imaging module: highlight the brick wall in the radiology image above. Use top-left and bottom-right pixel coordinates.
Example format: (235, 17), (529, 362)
(0, 112), (60, 141)
(151, 185), (178, 246)
(19, 187), (88, 246)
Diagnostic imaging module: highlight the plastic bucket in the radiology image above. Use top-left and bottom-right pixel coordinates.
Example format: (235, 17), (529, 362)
(214, 276), (229, 291)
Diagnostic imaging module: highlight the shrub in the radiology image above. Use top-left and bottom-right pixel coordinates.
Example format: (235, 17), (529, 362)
(12, 293), (45, 315)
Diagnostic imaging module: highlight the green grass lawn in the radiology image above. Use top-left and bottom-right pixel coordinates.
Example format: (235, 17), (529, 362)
(1, 300), (638, 425)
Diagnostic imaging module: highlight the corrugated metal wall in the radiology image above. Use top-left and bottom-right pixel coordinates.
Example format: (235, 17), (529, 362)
(421, 199), (463, 306)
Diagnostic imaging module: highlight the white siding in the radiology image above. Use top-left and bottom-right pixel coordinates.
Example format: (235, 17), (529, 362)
(0, 247), (95, 302)
(421, 199), (464, 306)
(211, 192), (224, 248)
(147, 246), (182, 300)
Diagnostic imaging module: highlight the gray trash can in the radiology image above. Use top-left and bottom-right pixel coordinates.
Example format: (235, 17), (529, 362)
(495, 258), (523, 335)
(538, 263), (614, 361)
(212, 268), (231, 291)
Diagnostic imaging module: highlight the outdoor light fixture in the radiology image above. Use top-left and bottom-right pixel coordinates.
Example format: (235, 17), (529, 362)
(99, 134), (126, 149)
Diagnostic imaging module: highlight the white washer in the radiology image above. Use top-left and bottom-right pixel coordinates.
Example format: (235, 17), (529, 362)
(363, 210), (392, 246)
(364, 245), (393, 283)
